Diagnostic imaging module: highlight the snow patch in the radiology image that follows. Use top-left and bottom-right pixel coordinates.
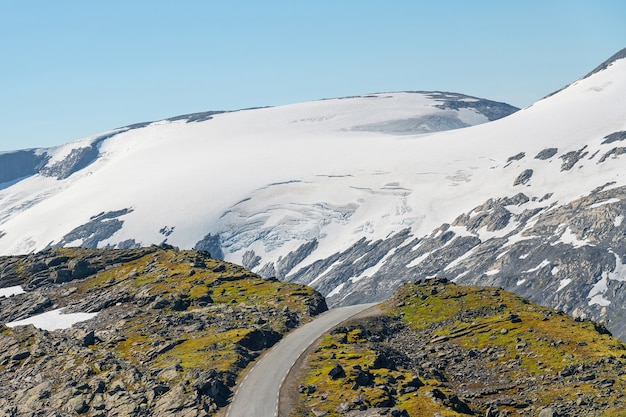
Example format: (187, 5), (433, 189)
(327, 283), (345, 297)
(351, 248), (397, 283)
(588, 294), (611, 307)
(615, 215), (624, 227)
(5, 309), (98, 331)
(502, 233), (539, 250)
(588, 274), (611, 306)
(557, 227), (591, 248)
(454, 271), (469, 281)
(406, 250), (432, 268)
(523, 259), (550, 273)
(589, 198), (620, 209)
(557, 278), (571, 292)
(475, 220), (520, 242)
(607, 251), (626, 282)
(496, 250), (509, 260)
(444, 246), (478, 271)
(0, 285), (25, 298)
(308, 261), (341, 286)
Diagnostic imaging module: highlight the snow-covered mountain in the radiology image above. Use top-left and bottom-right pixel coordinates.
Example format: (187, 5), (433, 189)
(2, 48), (626, 337)
(0, 91), (516, 256)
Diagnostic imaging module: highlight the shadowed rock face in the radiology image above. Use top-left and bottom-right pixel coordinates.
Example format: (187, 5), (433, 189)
(40, 145), (100, 180)
(0, 130), (120, 184)
(352, 91), (519, 135)
(45, 209), (135, 250)
(0, 150), (48, 185)
(426, 91), (519, 121)
(265, 185), (626, 341)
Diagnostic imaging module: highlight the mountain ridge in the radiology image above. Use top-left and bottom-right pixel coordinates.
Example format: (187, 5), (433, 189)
(2, 48), (626, 340)
(3, 248), (626, 416)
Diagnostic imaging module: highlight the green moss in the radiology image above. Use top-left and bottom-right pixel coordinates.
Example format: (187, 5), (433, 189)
(153, 328), (254, 372)
(1, 246), (327, 416)
(297, 280), (626, 416)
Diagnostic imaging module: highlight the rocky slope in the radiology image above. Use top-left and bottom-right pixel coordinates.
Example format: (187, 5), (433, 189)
(1, 48), (626, 343)
(0, 246), (327, 416)
(294, 278), (626, 417)
(257, 48), (626, 341)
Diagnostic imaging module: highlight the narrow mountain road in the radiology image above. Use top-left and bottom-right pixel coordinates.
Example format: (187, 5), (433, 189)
(225, 303), (379, 417)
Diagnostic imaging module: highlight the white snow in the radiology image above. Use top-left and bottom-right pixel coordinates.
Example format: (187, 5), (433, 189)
(557, 278), (571, 292)
(485, 269), (500, 276)
(0, 55), (624, 304)
(557, 227), (591, 248)
(588, 294), (611, 307)
(583, 252), (626, 306)
(307, 261), (341, 286)
(516, 279), (526, 286)
(523, 259), (550, 273)
(444, 245), (478, 271)
(5, 309), (98, 331)
(327, 283), (345, 298)
(502, 233), (540, 250)
(615, 215), (624, 227)
(406, 250), (433, 268)
(351, 248), (396, 283)
(607, 251), (626, 282)
(0, 285), (25, 298)
(589, 198), (620, 209)
(588, 274), (611, 306)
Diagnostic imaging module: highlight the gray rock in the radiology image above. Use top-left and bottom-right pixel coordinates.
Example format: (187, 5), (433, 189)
(328, 364), (346, 380)
(535, 148), (558, 160)
(602, 130), (626, 144)
(538, 407), (558, 417)
(52, 268), (72, 283)
(559, 146), (588, 171)
(66, 396), (88, 414)
(514, 169), (533, 186)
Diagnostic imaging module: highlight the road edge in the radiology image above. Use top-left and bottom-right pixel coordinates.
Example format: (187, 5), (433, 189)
(278, 304), (383, 417)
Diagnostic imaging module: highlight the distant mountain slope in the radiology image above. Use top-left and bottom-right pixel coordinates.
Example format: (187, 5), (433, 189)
(2, 48), (626, 339)
(0, 91), (516, 254)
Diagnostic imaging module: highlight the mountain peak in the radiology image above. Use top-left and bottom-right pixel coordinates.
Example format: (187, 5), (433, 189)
(583, 46), (626, 79)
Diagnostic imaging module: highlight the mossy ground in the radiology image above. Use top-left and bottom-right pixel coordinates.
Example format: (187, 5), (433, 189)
(296, 279), (626, 416)
(0, 246), (326, 415)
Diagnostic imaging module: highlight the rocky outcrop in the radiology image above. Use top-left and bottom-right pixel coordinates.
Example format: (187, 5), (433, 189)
(0, 246), (327, 416)
(46, 209), (135, 250)
(352, 92), (519, 135)
(268, 182), (626, 342)
(428, 91), (519, 121)
(534, 147), (558, 160)
(0, 150), (49, 185)
(295, 279), (626, 416)
(513, 169), (533, 186)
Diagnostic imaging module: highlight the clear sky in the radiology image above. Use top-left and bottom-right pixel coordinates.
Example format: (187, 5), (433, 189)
(1, 1), (625, 151)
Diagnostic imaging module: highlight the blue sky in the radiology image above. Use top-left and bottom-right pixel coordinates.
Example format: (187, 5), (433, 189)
(1, 1), (625, 151)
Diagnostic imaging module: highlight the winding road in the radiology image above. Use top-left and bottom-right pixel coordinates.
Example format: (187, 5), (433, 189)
(226, 303), (379, 417)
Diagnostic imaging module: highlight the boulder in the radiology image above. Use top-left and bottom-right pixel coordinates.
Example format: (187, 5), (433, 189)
(328, 364), (346, 380)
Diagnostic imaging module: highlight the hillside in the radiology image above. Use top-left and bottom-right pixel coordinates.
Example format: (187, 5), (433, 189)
(293, 278), (626, 417)
(0, 246), (326, 416)
(1, 48), (626, 340)
(3, 248), (626, 416)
